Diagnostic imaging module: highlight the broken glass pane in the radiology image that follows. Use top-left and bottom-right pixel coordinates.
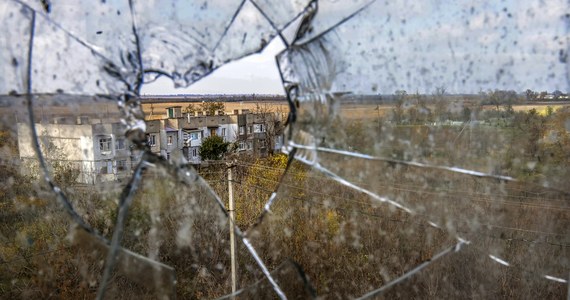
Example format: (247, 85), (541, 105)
(18, 0), (136, 62)
(291, 0), (371, 45)
(275, 0), (569, 297)
(0, 2), (33, 95)
(134, 0), (309, 87)
(249, 0), (311, 33)
(1, 0), (569, 298)
(18, 0), (139, 93)
(212, 1), (275, 65)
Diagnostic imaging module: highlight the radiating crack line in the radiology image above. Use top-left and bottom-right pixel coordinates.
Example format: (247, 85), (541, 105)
(249, 0), (313, 49)
(292, 0), (376, 47)
(149, 159), (288, 299)
(96, 154), (148, 300)
(488, 255), (568, 284)
(24, 7), (100, 238)
(290, 0), (317, 43)
(355, 239), (467, 299)
(245, 147), (297, 232)
(13, 0), (127, 77)
(128, 0), (144, 93)
(291, 150), (414, 213)
(249, 0), (289, 48)
(288, 144), (569, 289)
(289, 141), (515, 181)
(215, 259), (317, 300)
(274, 55), (298, 142)
(195, 174), (288, 299)
(212, 0), (247, 52)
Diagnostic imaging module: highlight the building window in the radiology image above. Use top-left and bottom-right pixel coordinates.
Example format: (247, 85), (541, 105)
(248, 126), (252, 134)
(275, 135), (283, 148)
(192, 148), (197, 157)
(115, 138), (125, 150)
(167, 107), (174, 118)
(99, 137), (112, 152)
(247, 141), (252, 150)
(100, 161), (112, 174)
(166, 152), (170, 160)
(117, 160), (127, 171)
(239, 126), (245, 135)
(234, 109), (239, 115)
(221, 128), (226, 136)
(239, 141), (245, 150)
(210, 128), (217, 136)
(168, 135), (173, 145)
(242, 109), (250, 114)
(260, 140), (266, 148)
(147, 134), (156, 146)
(254, 124), (265, 133)
(197, 111), (203, 116)
(190, 132), (200, 140)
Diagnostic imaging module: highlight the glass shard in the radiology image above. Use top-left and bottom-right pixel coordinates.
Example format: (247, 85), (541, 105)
(0, 2), (33, 95)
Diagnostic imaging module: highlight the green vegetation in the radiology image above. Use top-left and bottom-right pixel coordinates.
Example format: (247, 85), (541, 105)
(198, 135), (230, 160)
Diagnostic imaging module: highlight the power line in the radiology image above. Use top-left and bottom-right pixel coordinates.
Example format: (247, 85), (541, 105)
(221, 178), (570, 240)
(243, 173), (570, 212)
(237, 164), (570, 208)
(231, 161), (570, 204)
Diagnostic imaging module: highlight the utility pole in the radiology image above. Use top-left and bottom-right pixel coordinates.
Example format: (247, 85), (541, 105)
(375, 104), (381, 129)
(227, 164), (237, 296)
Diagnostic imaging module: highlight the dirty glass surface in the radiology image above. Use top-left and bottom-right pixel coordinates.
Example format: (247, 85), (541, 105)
(1, 0), (569, 299)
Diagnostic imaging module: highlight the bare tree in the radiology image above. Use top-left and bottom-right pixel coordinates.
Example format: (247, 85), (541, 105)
(254, 102), (286, 155)
(525, 89), (538, 101)
(183, 103), (197, 115)
(201, 101), (225, 115)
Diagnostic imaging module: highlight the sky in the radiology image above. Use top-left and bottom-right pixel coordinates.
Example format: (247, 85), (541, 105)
(140, 33), (287, 96)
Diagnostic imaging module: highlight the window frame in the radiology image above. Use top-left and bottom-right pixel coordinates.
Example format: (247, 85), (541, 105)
(147, 134), (157, 146)
(115, 138), (125, 150)
(116, 159), (127, 171)
(190, 132), (200, 140)
(99, 136), (112, 153)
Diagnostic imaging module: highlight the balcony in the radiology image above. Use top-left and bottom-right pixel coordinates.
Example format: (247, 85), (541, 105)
(189, 139), (201, 147)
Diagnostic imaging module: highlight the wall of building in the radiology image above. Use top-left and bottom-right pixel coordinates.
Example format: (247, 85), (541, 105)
(18, 122), (133, 184)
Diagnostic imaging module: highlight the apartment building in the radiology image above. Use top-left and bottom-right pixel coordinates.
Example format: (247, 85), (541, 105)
(16, 101), (286, 184)
(147, 106), (284, 163)
(18, 119), (136, 184)
(236, 112), (284, 156)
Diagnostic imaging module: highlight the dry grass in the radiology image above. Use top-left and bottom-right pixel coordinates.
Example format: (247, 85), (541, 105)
(1, 101), (569, 298)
